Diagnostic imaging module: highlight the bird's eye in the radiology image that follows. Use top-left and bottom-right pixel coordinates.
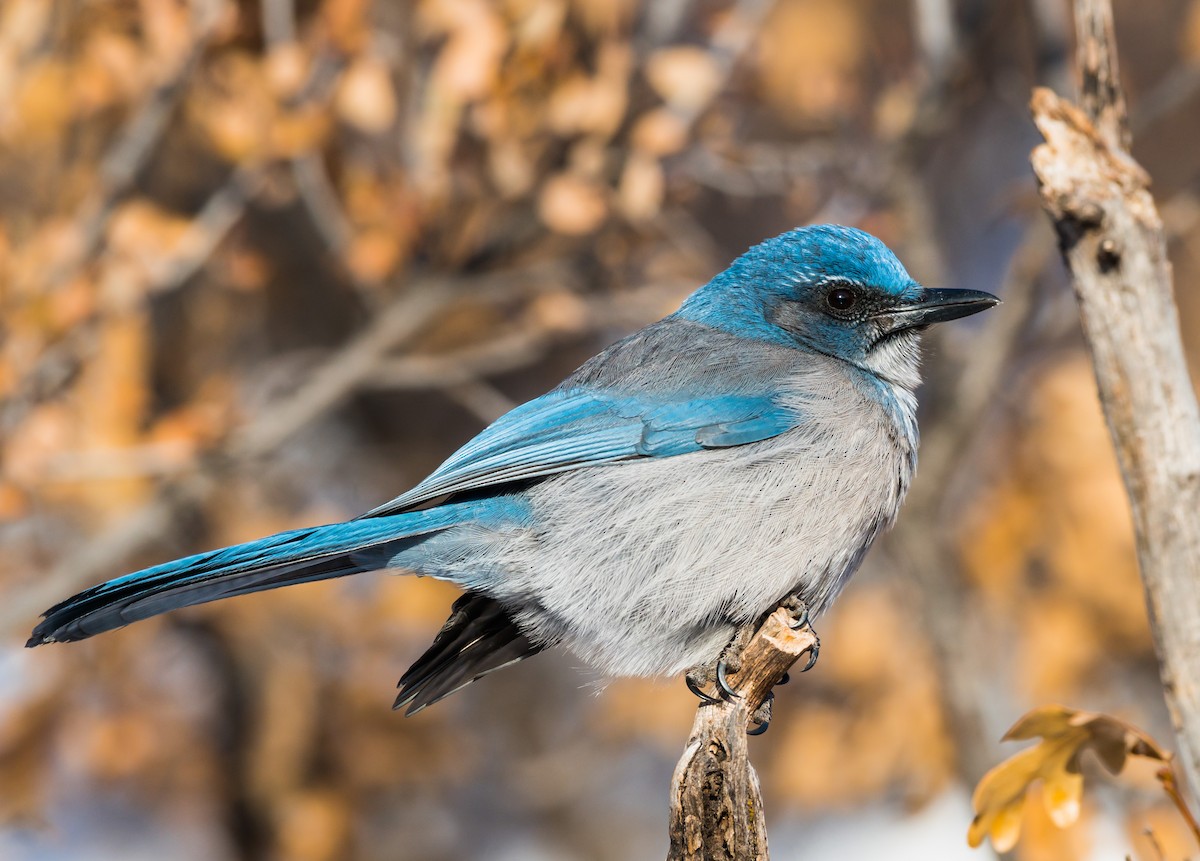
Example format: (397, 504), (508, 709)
(826, 287), (857, 311)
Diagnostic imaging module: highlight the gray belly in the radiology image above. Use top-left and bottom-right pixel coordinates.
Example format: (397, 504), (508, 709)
(489, 418), (914, 678)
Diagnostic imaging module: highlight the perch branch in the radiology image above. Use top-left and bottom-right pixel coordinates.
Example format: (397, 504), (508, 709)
(1030, 0), (1200, 792)
(667, 606), (818, 861)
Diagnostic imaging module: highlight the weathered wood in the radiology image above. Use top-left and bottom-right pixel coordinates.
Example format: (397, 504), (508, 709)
(667, 607), (818, 861)
(1030, 0), (1200, 792)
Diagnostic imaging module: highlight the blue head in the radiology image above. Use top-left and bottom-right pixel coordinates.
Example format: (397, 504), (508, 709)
(678, 225), (997, 387)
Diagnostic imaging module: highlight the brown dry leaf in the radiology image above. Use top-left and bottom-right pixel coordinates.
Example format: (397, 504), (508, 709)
(7, 218), (86, 296)
(631, 107), (689, 156)
(527, 290), (588, 335)
(617, 151), (663, 221)
(645, 46), (722, 113)
(0, 0), (53, 126)
(270, 105), (332, 158)
(322, 0), (371, 53)
(346, 228), (403, 283)
(0, 0), (52, 60)
(74, 31), (143, 114)
(511, 0), (566, 48)
(569, 0), (637, 37)
(335, 56), (397, 134)
(547, 73), (626, 137)
(874, 81), (917, 141)
(425, 0), (509, 102)
(190, 53), (273, 163)
(487, 136), (536, 198)
(969, 706), (1170, 852)
(537, 172), (607, 235)
(11, 58), (73, 141)
(265, 43), (309, 99)
(107, 198), (192, 263)
(138, 0), (193, 80)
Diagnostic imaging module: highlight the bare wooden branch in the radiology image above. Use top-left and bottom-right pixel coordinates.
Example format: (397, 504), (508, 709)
(668, 607), (818, 861)
(1072, 0), (1129, 150)
(1030, 0), (1200, 792)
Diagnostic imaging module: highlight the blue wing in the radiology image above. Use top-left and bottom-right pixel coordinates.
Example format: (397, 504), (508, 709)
(362, 387), (797, 517)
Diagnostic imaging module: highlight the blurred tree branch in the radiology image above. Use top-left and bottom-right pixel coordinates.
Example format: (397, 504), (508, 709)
(1, 262), (568, 639)
(1031, 0), (1200, 793)
(667, 605), (817, 861)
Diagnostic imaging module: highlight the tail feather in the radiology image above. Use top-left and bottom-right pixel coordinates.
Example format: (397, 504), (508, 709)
(394, 592), (543, 715)
(27, 506), (478, 647)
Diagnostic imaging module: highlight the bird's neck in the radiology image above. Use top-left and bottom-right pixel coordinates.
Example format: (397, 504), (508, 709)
(843, 361), (921, 455)
(676, 285), (796, 349)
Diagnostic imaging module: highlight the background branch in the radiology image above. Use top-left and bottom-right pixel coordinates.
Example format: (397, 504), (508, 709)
(1031, 0), (1200, 792)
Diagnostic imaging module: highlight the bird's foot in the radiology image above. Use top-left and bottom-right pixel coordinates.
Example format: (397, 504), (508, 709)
(747, 691), (773, 736)
(683, 625), (755, 704)
(684, 666), (721, 704)
(780, 594), (811, 629)
(714, 624), (755, 701)
(781, 595), (821, 672)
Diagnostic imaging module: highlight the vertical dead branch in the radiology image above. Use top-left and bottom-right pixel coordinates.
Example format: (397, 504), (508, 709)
(667, 607), (817, 861)
(1030, 0), (1200, 792)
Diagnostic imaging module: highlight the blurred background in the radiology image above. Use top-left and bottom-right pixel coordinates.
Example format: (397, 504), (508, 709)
(2, 0), (1200, 858)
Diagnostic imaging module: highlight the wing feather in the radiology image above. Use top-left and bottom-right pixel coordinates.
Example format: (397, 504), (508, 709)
(362, 387), (797, 518)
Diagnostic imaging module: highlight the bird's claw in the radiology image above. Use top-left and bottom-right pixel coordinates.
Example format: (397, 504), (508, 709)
(716, 659), (740, 701)
(782, 595), (812, 631)
(685, 670), (721, 704)
(801, 635), (821, 673)
(685, 614), (809, 714)
(747, 691), (773, 736)
(781, 595), (820, 672)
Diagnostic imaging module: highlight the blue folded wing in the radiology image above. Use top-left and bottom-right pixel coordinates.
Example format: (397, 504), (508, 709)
(362, 387), (797, 517)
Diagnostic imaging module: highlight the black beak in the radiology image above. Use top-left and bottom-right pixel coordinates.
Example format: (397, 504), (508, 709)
(875, 288), (1000, 333)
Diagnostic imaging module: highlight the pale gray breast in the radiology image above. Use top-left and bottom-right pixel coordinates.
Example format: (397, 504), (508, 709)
(494, 354), (918, 678)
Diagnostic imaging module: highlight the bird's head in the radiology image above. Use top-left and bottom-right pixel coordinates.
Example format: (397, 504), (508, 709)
(680, 225), (998, 389)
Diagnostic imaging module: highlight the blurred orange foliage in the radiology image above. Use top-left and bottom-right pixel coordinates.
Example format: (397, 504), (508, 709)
(1, 0), (1198, 858)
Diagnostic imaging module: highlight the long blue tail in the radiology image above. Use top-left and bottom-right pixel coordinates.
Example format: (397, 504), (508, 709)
(27, 502), (502, 647)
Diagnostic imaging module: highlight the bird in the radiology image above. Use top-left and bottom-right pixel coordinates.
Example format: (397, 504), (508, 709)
(27, 224), (997, 721)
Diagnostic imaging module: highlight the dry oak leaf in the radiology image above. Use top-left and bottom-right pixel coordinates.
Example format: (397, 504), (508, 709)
(336, 56), (397, 134)
(537, 173), (608, 235)
(645, 46), (722, 113)
(968, 705), (1169, 852)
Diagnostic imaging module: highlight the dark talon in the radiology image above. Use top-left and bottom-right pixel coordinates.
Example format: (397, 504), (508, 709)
(747, 691), (774, 735)
(716, 660), (740, 700)
(778, 672), (790, 686)
(801, 636), (821, 672)
(788, 601), (811, 631)
(686, 673), (721, 704)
